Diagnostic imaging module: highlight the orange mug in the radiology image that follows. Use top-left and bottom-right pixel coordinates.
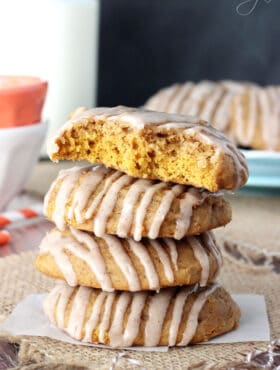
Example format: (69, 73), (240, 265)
(0, 75), (48, 128)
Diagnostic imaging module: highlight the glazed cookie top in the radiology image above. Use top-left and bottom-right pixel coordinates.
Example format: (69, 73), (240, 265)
(48, 105), (236, 155)
(47, 106), (248, 191)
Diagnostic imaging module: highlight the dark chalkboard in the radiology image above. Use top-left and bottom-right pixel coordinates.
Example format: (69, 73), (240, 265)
(98, 0), (280, 107)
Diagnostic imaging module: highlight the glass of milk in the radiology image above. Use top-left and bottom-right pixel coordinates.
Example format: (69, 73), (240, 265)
(0, 0), (99, 155)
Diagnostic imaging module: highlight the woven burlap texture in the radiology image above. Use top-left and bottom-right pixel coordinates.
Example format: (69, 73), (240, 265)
(0, 249), (279, 370)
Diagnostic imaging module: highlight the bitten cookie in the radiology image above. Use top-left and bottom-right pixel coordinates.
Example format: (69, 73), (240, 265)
(230, 85), (280, 151)
(145, 80), (249, 134)
(47, 106), (248, 192)
(44, 282), (240, 347)
(44, 165), (232, 239)
(35, 228), (222, 291)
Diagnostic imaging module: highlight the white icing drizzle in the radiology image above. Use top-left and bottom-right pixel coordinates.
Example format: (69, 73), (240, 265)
(40, 231), (78, 286)
(127, 239), (159, 290)
(202, 232), (223, 270)
(67, 286), (91, 340)
(150, 240), (174, 283)
(241, 88), (257, 146)
(51, 167), (84, 230)
(174, 188), (204, 240)
(178, 284), (218, 345)
(45, 283), (221, 347)
(261, 87), (280, 150)
(122, 293), (147, 346)
(98, 293), (115, 342)
(199, 86), (224, 123)
(168, 285), (196, 346)
(56, 284), (74, 328)
(70, 228), (113, 291)
(167, 82), (194, 113)
(84, 292), (107, 342)
(40, 228), (113, 291)
(85, 170), (122, 219)
(93, 174), (134, 237)
(102, 234), (141, 291)
(109, 292), (131, 347)
(68, 166), (109, 223)
(144, 289), (174, 346)
(188, 236), (210, 287)
(163, 238), (178, 270)
(148, 185), (184, 239)
(133, 182), (167, 241)
(179, 82), (214, 116)
(43, 284), (62, 323)
(117, 179), (152, 238)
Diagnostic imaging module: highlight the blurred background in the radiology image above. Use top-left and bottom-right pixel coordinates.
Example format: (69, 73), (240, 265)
(99, 0), (280, 107)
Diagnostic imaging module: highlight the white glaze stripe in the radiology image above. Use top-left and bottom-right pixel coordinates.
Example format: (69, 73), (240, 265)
(109, 292), (131, 347)
(43, 284), (62, 323)
(117, 179), (152, 237)
(133, 182), (167, 241)
(168, 286), (196, 346)
(70, 228), (113, 291)
(150, 240), (174, 283)
(98, 294), (115, 342)
(45, 283), (222, 347)
(179, 284), (218, 345)
(85, 170), (122, 219)
(144, 289), (173, 346)
(52, 167), (83, 230)
(127, 239), (159, 289)
(103, 235), (141, 291)
(84, 292), (107, 342)
(68, 166), (109, 223)
(188, 236), (209, 287)
(40, 233), (78, 286)
(168, 83), (194, 113)
(163, 238), (178, 270)
(67, 286), (91, 340)
(94, 174), (134, 236)
(174, 188), (204, 240)
(122, 293), (147, 346)
(148, 185), (184, 239)
(56, 284), (74, 328)
(40, 228), (113, 291)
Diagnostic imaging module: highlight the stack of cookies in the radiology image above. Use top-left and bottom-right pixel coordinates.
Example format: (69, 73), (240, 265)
(35, 106), (248, 347)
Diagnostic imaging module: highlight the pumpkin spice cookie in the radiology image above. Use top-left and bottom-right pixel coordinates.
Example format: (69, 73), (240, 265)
(145, 80), (250, 134)
(230, 85), (280, 151)
(44, 165), (232, 240)
(47, 106), (248, 192)
(35, 227), (222, 291)
(44, 282), (240, 347)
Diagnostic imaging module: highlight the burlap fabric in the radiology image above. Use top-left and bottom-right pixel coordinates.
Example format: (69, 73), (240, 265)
(0, 244), (279, 370)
